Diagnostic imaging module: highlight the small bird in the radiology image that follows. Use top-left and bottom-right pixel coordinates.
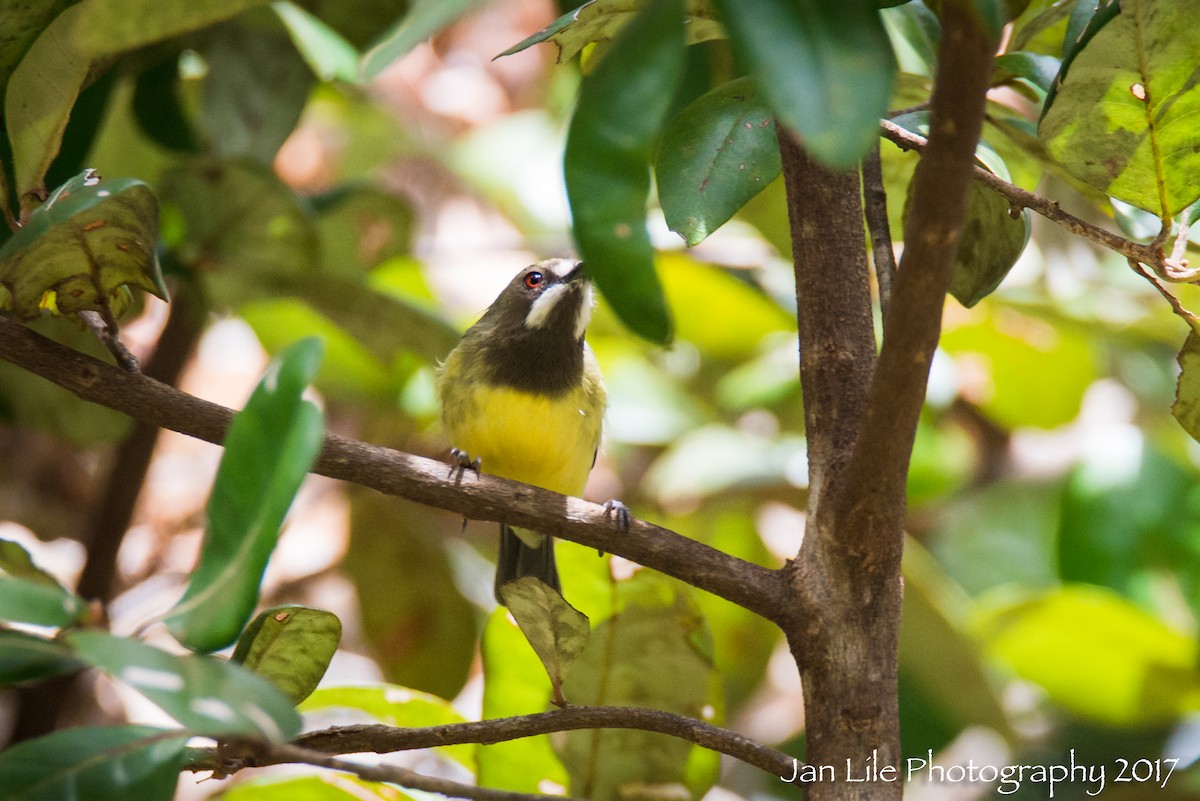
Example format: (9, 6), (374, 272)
(437, 259), (607, 603)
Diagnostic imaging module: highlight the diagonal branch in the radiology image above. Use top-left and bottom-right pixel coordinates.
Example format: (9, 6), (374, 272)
(0, 316), (791, 624)
(878, 118), (1194, 280)
(200, 706), (795, 778)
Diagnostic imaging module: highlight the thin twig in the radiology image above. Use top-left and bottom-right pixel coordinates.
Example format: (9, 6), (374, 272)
(279, 706), (795, 778)
(861, 142), (897, 323)
(1127, 258), (1200, 335)
(0, 316), (792, 625)
(77, 310), (139, 371)
(878, 119), (1200, 282)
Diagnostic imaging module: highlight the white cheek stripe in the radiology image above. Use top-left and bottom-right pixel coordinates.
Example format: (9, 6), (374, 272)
(526, 283), (568, 329)
(575, 284), (594, 340)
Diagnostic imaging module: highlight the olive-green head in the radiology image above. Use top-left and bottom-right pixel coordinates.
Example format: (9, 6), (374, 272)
(458, 258), (595, 395)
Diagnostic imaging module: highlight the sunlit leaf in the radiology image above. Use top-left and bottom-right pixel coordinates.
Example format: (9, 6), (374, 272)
(478, 608), (569, 793)
(564, 0), (685, 344)
(67, 631), (302, 740)
(974, 585), (1200, 725)
(0, 172), (165, 321)
(360, 0), (486, 80)
(500, 577), (591, 705)
(560, 577), (720, 801)
(164, 338), (325, 652)
(656, 77), (781, 247)
(232, 605), (342, 705)
(939, 306), (1096, 429)
(273, 2), (361, 82)
(301, 684), (473, 768)
(0, 629), (83, 686)
(714, 0), (896, 169)
(499, 0), (723, 63)
(4, 0), (273, 197)
(0, 725), (187, 801)
(880, 0), (939, 77)
(1039, 0), (1200, 218)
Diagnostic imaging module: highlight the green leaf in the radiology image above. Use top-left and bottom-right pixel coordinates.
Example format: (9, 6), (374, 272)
(0, 172), (166, 322)
(273, 1), (361, 83)
(564, 0), (685, 344)
(0, 725), (187, 801)
(880, 0), (940, 77)
(67, 631), (302, 739)
(201, 16), (315, 165)
(0, 539), (86, 627)
(939, 306), (1096, 429)
(0, 1), (77, 101)
(164, 338), (326, 652)
(498, 0), (724, 63)
(360, 0), (486, 80)
(132, 55), (201, 153)
(4, 0), (274, 197)
(897, 119), (1031, 306)
(656, 77), (782, 247)
(974, 585), (1200, 725)
(231, 605), (342, 704)
(993, 51), (1060, 97)
(158, 159), (319, 308)
(343, 494), (476, 700)
(301, 683), (473, 768)
(1039, 0), (1200, 218)
(560, 578), (720, 801)
(500, 577), (591, 705)
(1173, 332), (1200, 443)
(0, 629), (84, 685)
(898, 539), (1012, 754)
(478, 608), (569, 793)
(714, 0), (896, 169)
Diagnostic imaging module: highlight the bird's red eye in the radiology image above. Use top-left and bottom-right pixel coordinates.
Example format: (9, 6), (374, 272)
(523, 271), (544, 290)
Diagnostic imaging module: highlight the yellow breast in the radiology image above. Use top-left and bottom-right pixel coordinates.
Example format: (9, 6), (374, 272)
(438, 350), (605, 497)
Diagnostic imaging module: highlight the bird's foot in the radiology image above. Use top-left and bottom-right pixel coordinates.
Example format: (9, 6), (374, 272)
(448, 448), (482, 480)
(599, 499), (631, 556)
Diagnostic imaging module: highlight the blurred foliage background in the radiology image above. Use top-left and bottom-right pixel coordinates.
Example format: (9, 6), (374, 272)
(2, 0), (1200, 799)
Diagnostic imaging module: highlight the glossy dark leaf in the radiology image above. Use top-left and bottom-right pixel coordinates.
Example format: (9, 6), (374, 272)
(232, 605), (342, 704)
(0, 171), (166, 321)
(68, 631), (302, 740)
(0, 725), (187, 801)
(0, 629), (83, 685)
(714, 0), (896, 169)
(564, 0), (685, 343)
(656, 77), (782, 246)
(164, 338), (325, 652)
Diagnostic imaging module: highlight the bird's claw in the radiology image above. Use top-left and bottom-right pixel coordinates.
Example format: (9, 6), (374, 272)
(449, 448), (481, 479)
(599, 499), (630, 556)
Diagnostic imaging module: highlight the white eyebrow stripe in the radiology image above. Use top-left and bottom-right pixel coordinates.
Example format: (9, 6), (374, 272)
(526, 283), (568, 329)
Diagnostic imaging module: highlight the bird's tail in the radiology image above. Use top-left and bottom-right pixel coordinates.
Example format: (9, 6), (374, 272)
(495, 524), (560, 603)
